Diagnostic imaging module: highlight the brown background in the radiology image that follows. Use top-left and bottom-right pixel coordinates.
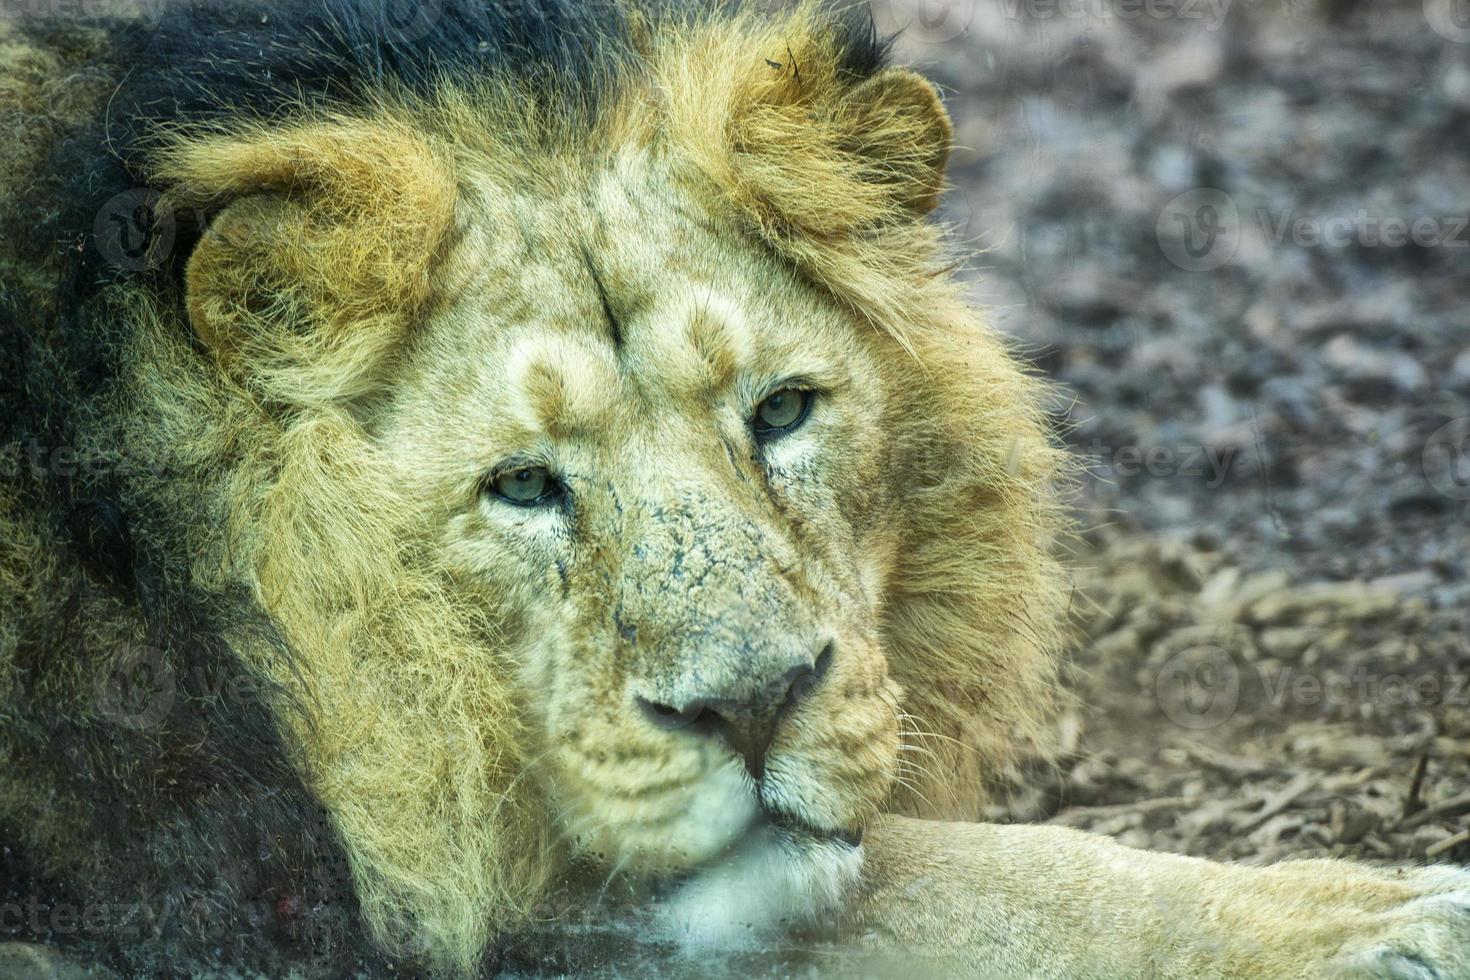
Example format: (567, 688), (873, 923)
(882, 0), (1470, 868)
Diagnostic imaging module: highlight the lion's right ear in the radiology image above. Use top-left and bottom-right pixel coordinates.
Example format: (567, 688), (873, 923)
(157, 119), (457, 406)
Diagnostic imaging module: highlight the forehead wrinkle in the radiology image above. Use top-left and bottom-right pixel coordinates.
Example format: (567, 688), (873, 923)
(576, 153), (713, 315)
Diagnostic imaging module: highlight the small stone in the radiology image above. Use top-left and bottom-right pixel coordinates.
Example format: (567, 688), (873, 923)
(1198, 567), (1242, 607)
(1366, 571), (1438, 595)
(1259, 626), (1323, 658)
(1451, 347), (1470, 386)
(1247, 582), (1398, 626)
(1228, 570), (1293, 609)
(1322, 335), (1428, 394)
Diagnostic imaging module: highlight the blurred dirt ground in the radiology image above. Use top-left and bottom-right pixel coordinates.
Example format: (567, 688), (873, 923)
(879, 0), (1469, 866)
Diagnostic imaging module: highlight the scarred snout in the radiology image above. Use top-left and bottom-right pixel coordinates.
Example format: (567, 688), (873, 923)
(547, 477), (897, 873)
(615, 489), (837, 775)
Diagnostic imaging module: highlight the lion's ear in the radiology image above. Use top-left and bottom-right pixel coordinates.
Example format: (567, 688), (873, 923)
(158, 119), (457, 406)
(834, 68), (952, 217)
(667, 18), (953, 241)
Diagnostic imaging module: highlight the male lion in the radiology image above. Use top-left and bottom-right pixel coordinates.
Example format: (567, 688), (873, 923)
(0, 1), (1466, 976)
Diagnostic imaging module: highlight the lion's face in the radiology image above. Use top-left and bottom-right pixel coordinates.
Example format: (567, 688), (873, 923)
(380, 154), (903, 871)
(145, 10), (1069, 965)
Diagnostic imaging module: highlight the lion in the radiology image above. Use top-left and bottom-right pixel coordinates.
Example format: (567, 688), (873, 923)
(0, 1), (1466, 976)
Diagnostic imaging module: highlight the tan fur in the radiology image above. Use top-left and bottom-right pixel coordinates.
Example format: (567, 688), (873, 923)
(3, 5), (1466, 976)
(159, 116), (459, 404)
(641, 7), (959, 352)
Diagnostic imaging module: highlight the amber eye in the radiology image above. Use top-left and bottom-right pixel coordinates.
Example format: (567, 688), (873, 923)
(754, 388), (812, 439)
(487, 466), (559, 506)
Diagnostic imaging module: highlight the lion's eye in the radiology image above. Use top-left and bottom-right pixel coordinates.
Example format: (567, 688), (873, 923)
(754, 388), (812, 439)
(487, 466), (559, 506)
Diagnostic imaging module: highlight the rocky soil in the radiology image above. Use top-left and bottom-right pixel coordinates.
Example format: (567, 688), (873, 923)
(882, 0), (1470, 866)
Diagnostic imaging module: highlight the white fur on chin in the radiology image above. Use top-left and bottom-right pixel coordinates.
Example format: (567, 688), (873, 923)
(658, 821), (863, 951)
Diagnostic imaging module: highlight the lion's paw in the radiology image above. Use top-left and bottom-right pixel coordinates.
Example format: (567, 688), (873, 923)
(1329, 868), (1470, 979)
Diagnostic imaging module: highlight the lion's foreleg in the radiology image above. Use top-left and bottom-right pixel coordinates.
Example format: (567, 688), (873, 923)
(846, 816), (1470, 978)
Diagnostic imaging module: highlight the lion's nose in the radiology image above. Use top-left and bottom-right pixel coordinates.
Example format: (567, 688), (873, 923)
(636, 642), (834, 780)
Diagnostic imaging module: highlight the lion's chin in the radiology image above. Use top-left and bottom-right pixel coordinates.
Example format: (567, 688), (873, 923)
(655, 817), (864, 951)
(571, 754), (870, 875)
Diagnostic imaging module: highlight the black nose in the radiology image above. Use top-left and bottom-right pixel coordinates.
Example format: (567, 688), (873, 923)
(637, 642), (834, 780)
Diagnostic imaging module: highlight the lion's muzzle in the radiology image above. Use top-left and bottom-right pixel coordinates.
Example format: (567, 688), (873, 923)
(634, 640), (833, 781)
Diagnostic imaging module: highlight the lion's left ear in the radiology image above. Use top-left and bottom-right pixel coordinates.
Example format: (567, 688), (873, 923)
(830, 68), (953, 217)
(665, 21), (953, 241)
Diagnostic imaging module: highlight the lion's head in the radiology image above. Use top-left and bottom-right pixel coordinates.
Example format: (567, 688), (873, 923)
(103, 4), (1069, 970)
